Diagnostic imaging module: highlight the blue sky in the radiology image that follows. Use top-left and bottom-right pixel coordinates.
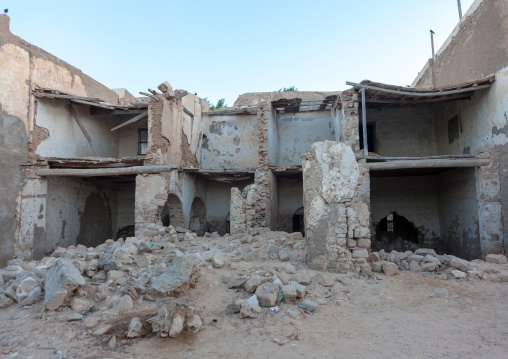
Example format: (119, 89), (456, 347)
(4, 0), (474, 105)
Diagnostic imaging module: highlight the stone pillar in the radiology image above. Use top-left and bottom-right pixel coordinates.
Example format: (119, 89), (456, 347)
(476, 153), (504, 255)
(230, 187), (246, 235)
(303, 141), (371, 274)
(339, 90), (360, 152)
(135, 173), (170, 237)
(17, 175), (47, 260)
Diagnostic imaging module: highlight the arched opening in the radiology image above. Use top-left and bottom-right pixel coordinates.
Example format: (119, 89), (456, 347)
(375, 212), (419, 252)
(189, 197), (206, 235)
(292, 207), (305, 236)
(160, 194), (185, 228)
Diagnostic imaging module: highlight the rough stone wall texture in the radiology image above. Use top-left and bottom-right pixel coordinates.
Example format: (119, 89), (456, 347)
(413, 0), (508, 88)
(476, 151), (504, 256)
(339, 90), (359, 152)
(17, 175), (47, 262)
(303, 141), (370, 274)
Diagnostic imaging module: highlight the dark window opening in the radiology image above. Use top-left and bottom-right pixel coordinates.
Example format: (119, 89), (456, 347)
(359, 122), (376, 152)
(138, 128), (148, 155)
(292, 207), (305, 236)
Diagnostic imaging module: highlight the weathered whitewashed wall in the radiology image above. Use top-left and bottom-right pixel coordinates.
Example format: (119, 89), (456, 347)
(201, 115), (259, 170)
(437, 168), (480, 259)
(36, 99), (119, 158)
(370, 175), (441, 241)
(0, 14), (121, 265)
(364, 105), (437, 157)
(276, 176), (303, 232)
(118, 118), (148, 158)
(275, 111), (334, 165)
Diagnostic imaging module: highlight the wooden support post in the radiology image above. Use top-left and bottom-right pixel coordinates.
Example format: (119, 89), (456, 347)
(35, 165), (179, 177)
(111, 111), (148, 131)
(69, 104), (99, 157)
(361, 88), (368, 156)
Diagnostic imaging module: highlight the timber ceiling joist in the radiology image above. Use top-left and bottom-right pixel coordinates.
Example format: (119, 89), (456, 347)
(272, 95), (337, 114)
(33, 87), (148, 114)
(346, 75), (495, 106)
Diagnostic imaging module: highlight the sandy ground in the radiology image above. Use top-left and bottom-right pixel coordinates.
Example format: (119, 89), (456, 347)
(1, 238), (508, 359)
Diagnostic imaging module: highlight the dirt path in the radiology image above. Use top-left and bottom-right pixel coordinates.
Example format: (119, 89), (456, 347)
(2, 269), (507, 359)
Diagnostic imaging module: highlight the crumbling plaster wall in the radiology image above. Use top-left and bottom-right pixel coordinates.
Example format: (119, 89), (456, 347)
(201, 114), (259, 170)
(366, 105), (438, 157)
(412, 0), (508, 89)
(370, 175), (441, 243)
(437, 168), (481, 260)
(0, 14), (121, 265)
(433, 68), (508, 155)
(118, 118), (148, 158)
(275, 110), (335, 165)
(147, 93), (205, 167)
(36, 99), (119, 158)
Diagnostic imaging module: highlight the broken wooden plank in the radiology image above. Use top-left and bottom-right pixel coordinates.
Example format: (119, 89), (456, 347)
(35, 165), (179, 177)
(183, 106), (194, 117)
(34, 92), (104, 102)
(139, 92), (160, 101)
(172, 91), (188, 101)
(69, 104), (99, 157)
(363, 158), (490, 171)
(356, 154), (476, 161)
(91, 107), (146, 116)
(111, 110), (149, 131)
(71, 99), (116, 110)
(204, 107), (258, 116)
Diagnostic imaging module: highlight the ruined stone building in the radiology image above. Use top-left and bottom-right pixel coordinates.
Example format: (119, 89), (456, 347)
(1, 0), (507, 269)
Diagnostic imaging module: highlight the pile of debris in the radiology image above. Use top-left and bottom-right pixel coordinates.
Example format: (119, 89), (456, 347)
(369, 248), (508, 281)
(0, 226), (307, 346)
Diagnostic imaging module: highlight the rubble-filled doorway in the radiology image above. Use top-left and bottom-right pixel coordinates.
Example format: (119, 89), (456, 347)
(160, 194), (185, 228)
(292, 207), (305, 235)
(190, 197), (206, 235)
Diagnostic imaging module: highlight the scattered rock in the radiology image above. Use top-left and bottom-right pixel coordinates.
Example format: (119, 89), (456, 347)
(44, 258), (86, 311)
(255, 282), (280, 307)
(452, 270), (467, 279)
(0, 294), (14, 308)
(151, 257), (200, 295)
(245, 276), (265, 293)
(278, 250), (290, 261)
(382, 262), (399, 276)
(450, 257), (470, 272)
(409, 260), (422, 272)
(301, 299), (319, 312)
(485, 254), (508, 264)
(108, 335), (117, 348)
(371, 261), (383, 273)
(313, 272), (335, 287)
(211, 254), (225, 268)
(65, 312), (84, 322)
(151, 298), (201, 338)
(127, 317), (151, 338)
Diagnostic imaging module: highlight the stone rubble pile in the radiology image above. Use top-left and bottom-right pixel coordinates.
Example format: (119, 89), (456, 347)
(0, 226), (308, 346)
(369, 248), (508, 282)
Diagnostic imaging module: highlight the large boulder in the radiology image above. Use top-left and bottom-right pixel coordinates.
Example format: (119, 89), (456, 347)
(44, 258), (86, 310)
(150, 257), (200, 295)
